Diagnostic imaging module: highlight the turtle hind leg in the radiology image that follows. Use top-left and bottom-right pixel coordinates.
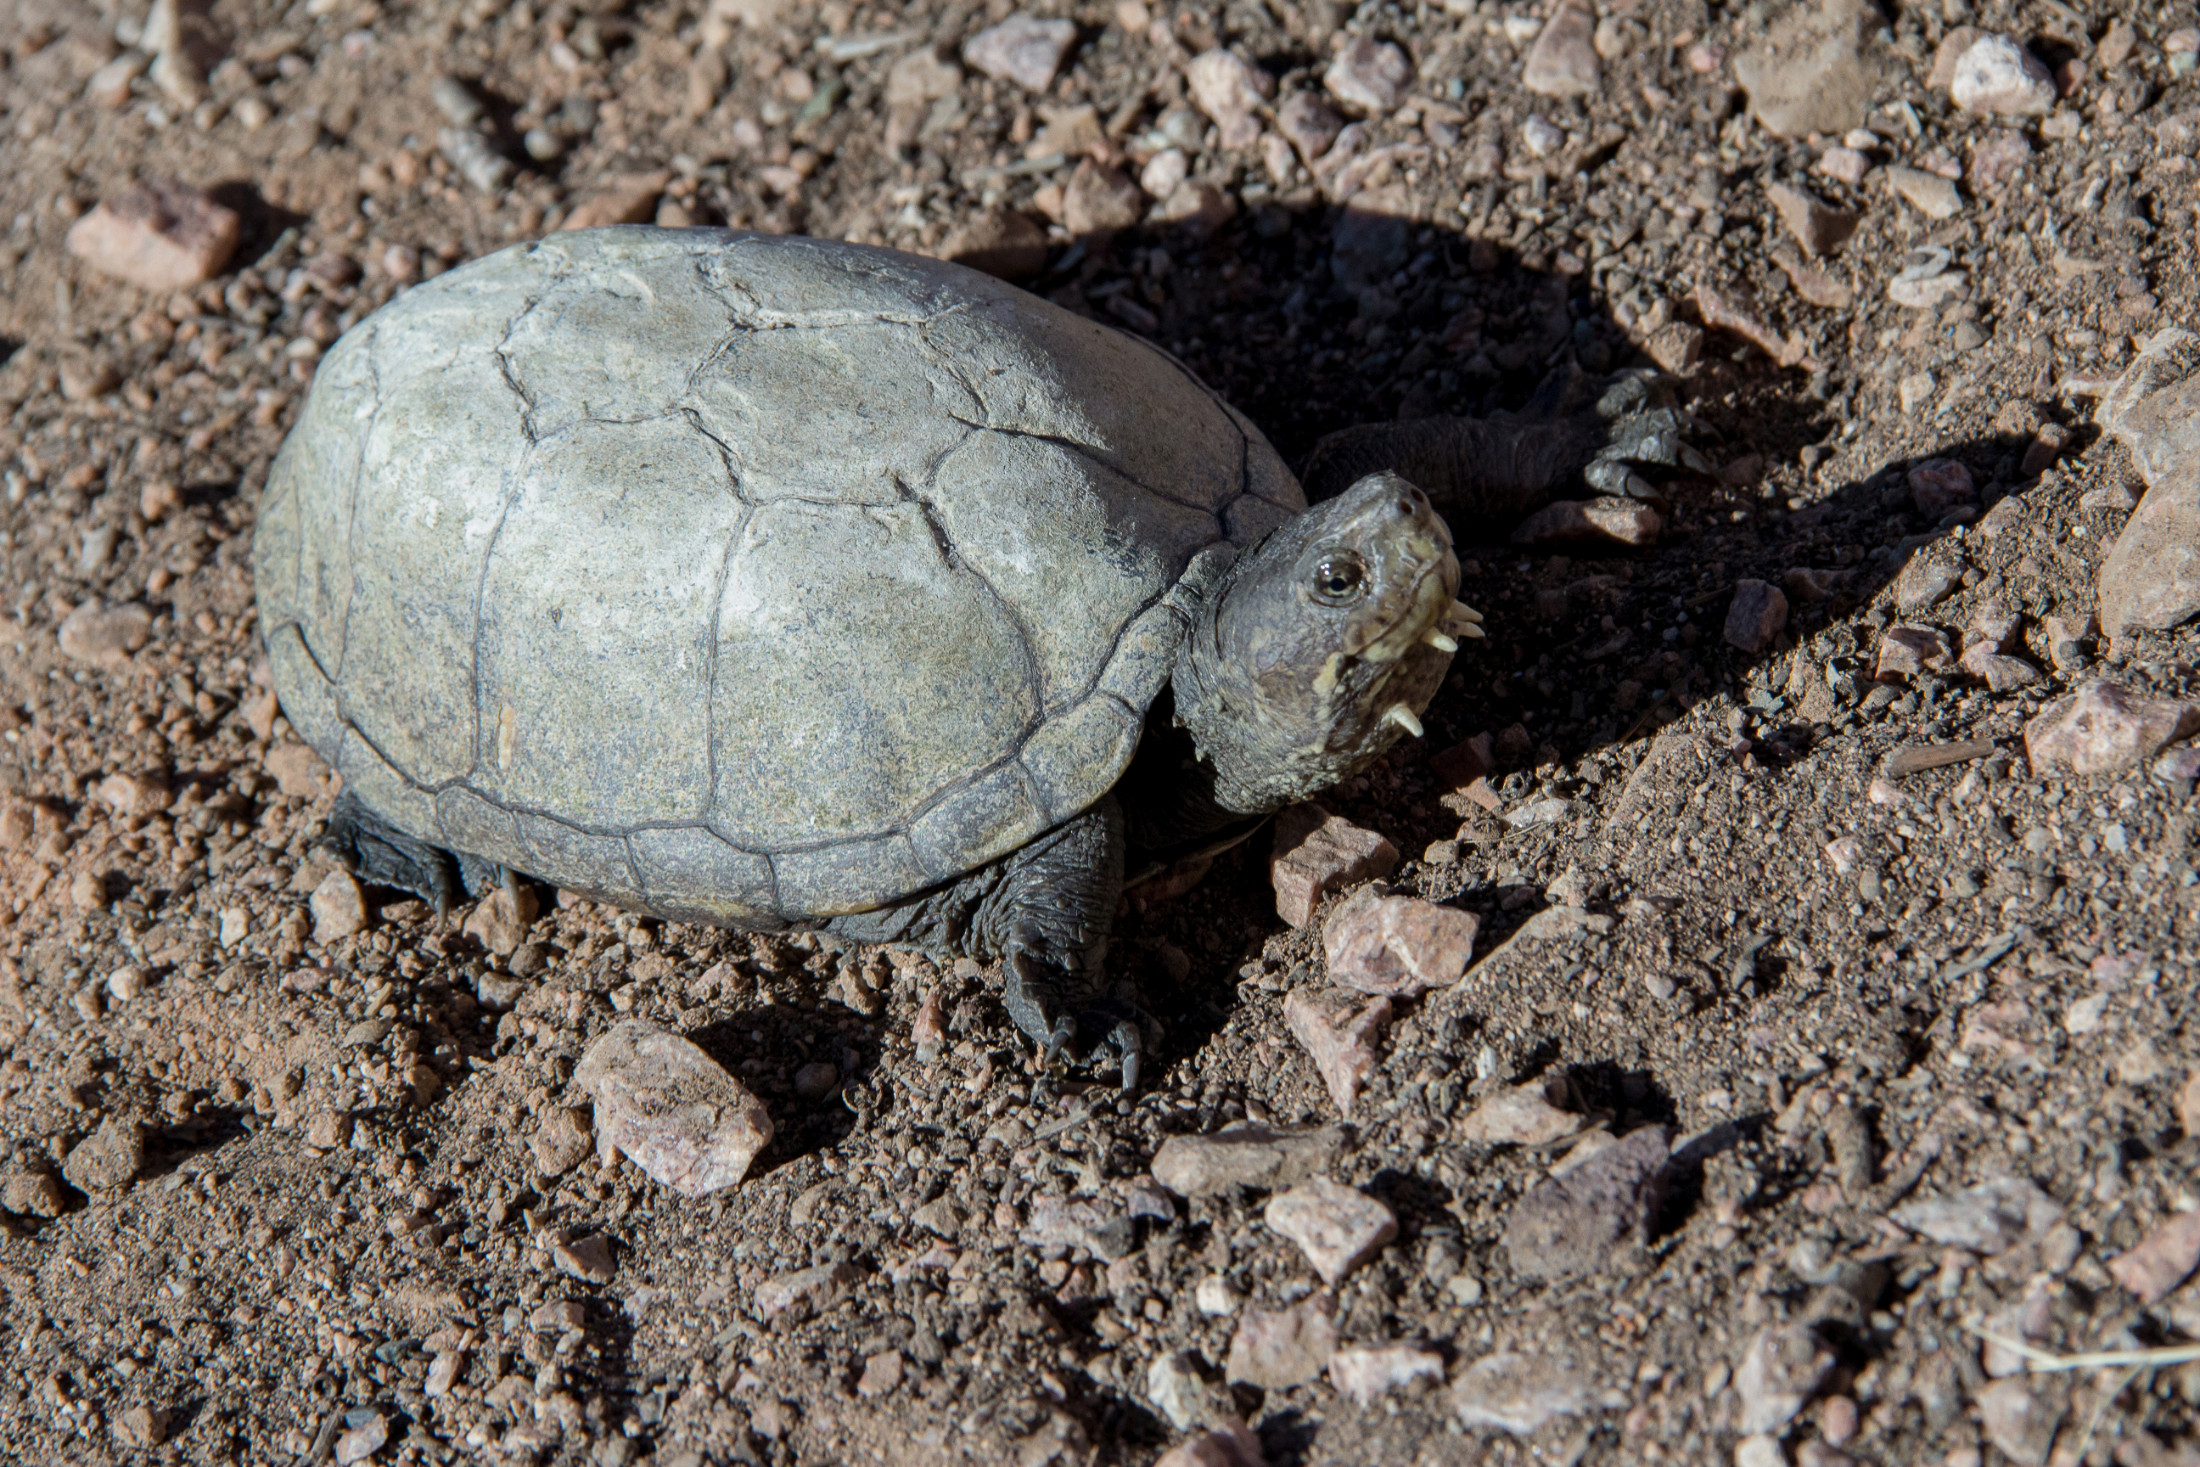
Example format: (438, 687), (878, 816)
(322, 791), (467, 914)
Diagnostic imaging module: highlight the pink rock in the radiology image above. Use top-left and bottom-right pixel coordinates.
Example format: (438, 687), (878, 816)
(961, 14), (1077, 91)
(1276, 92), (1343, 160)
(1456, 1080), (1582, 1147)
(1152, 1419), (1266, 1467)
(576, 1020), (774, 1197)
(1874, 625), (1952, 680)
(1186, 49), (1273, 150)
(1959, 643), (2042, 692)
(1149, 1124), (1344, 1198)
(1269, 804), (1400, 927)
(1723, 578), (1789, 653)
(1263, 1177), (1397, 1284)
(1329, 1345), (1445, 1405)
(2108, 1212), (2200, 1303)
(1522, 0), (1599, 98)
(1970, 132), (2033, 192)
(753, 1259), (861, 1317)
(1320, 885), (1478, 997)
(1965, 598), (2022, 651)
(2097, 366), (2200, 636)
(1061, 159), (1144, 238)
(1950, 35), (2056, 116)
(1907, 458), (1976, 518)
(1282, 986), (1391, 1118)
(65, 179), (240, 291)
(1324, 35), (1413, 115)
(57, 601), (153, 664)
(1509, 498), (1662, 548)
(1224, 1298), (1336, 1388)
(2026, 680), (2200, 776)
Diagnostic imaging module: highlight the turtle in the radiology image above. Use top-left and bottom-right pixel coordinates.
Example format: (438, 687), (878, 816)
(253, 227), (1698, 1086)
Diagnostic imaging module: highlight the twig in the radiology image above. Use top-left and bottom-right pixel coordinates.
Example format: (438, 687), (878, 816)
(1966, 1325), (2200, 1373)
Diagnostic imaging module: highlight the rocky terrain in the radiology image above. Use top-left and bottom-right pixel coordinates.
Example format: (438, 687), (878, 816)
(5, 0), (2200, 1464)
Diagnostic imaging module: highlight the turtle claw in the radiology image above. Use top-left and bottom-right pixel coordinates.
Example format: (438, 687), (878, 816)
(1579, 379), (1714, 506)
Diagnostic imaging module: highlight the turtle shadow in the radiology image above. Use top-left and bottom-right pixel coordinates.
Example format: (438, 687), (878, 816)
(686, 1007), (870, 1165)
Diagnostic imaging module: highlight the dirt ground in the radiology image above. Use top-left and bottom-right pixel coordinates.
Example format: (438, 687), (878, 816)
(4, 0), (2200, 1462)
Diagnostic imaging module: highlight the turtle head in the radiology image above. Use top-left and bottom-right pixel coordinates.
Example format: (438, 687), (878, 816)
(1175, 472), (1462, 814)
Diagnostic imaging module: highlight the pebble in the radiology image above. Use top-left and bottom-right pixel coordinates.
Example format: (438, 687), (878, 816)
(1734, 1324), (1835, 1434)
(311, 868), (371, 943)
(63, 1114), (146, 1193)
(1194, 1274), (1242, 1316)
(1891, 1178), (2061, 1254)
(1897, 370), (1937, 415)
(575, 1019), (774, 1197)
(93, 772), (173, 818)
(1451, 1350), (1622, 1434)
(1723, 579), (1789, 654)
(2097, 365), (2200, 636)
(934, 209), (1047, 282)
(1151, 1124), (1344, 1198)
(1509, 497), (1662, 548)
(1329, 1345), (1445, 1406)
(266, 743), (332, 799)
(1888, 271), (1965, 311)
(1140, 149), (1190, 199)
(1521, 0), (1600, 98)
(1152, 1420), (1265, 1467)
(1977, 1377), (2062, 1467)
(1282, 986), (1391, 1118)
(1501, 1125), (1671, 1281)
(1895, 557), (1961, 612)
(438, 126), (512, 196)
(305, 1110), (353, 1150)
(559, 173), (670, 231)
(1873, 625), (1952, 680)
(1908, 459), (1975, 518)
(855, 1349), (903, 1399)
(115, 1404), (169, 1449)
(1263, 1177), (1397, 1285)
(1816, 146), (1870, 186)
(1959, 645), (2041, 692)
(1146, 1350), (1231, 1431)
(1, 1169), (68, 1217)
(1061, 160), (1143, 238)
(1456, 1080), (1583, 1147)
(1276, 93), (1343, 160)
(1224, 1298), (1335, 1388)
(1643, 322), (1705, 375)
(463, 884), (538, 957)
(791, 1061), (838, 1100)
(1519, 114), (1566, 157)
(1950, 35), (2057, 116)
(65, 180), (240, 290)
(1764, 181), (1856, 258)
(530, 1106), (594, 1176)
(2107, 1212), (2200, 1303)
(105, 966), (146, 1004)
(1324, 36), (1413, 116)
(754, 1259), (860, 1318)
(1187, 49), (1272, 150)
(58, 601), (153, 664)
(1269, 804), (1400, 927)
(1735, 1438), (1786, 1467)
(2025, 681), (2200, 776)
(961, 15), (1077, 92)
(333, 1412), (389, 1466)
(1320, 885), (1478, 997)
(1149, 182), (1235, 240)
(553, 1232), (616, 1284)
(1885, 166), (1961, 220)
(1023, 1194), (1134, 1260)
(1732, 0), (1876, 137)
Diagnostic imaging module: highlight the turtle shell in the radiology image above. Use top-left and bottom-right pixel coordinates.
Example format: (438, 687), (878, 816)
(253, 228), (1303, 923)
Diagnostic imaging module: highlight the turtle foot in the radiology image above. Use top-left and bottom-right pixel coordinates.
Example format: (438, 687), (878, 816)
(1578, 369), (1714, 506)
(1005, 946), (1150, 1089)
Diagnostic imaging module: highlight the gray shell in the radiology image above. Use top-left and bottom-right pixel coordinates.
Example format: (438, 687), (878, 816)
(253, 228), (1303, 923)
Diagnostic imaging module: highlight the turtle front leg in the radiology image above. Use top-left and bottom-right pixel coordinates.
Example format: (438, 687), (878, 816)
(1299, 369), (1711, 532)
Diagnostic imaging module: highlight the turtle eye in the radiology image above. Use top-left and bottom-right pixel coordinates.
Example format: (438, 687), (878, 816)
(1310, 551), (1368, 607)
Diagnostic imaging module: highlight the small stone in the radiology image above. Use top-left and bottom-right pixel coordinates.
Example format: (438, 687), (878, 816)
(911, 1195), (965, 1238)
(1, 1169), (68, 1218)
(106, 967), (146, 1004)
(1451, 1351), (1622, 1434)
(1269, 804), (1400, 927)
(265, 741), (332, 798)
(754, 1259), (860, 1317)
(1277, 92), (1344, 160)
(1950, 35), (2057, 116)
(60, 357), (121, 401)
(911, 989), (948, 1062)
(311, 869), (371, 943)
(1022, 1194), (1134, 1259)
(333, 1412), (388, 1466)
(559, 173), (670, 230)
(962, 15), (1077, 92)
(576, 1019), (775, 1196)
(1959, 645), (2042, 692)
(1735, 1437), (1786, 1467)
(58, 601), (153, 664)
(463, 884), (539, 957)
(1896, 558), (1961, 613)
(1325, 35), (1413, 115)
(1874, 625), (1952, 680)
(1763, 180), (1857, 258)
(1522, 0), (1599, 98)
(1061, 160), (1144, 238)
(1888, 271), (1965, 311)
(1519, 114), (1566, 156)
(1186, 49), (1273, 150)
(1147, 1350), (1231, 1430)
(2026, 681), (2200, 776)
(856, 1349), (904, 1398)
(1152, 1124), (1345, 1198)
(1885, 166), (1961, 220)
(1509, 498), (1662, 548)
(1977, 1377), (2062, 1467)
(1152, 1420), (1266, 1467)
(1502, 1125), (1671, 1281)
(1149, 182), (1236, 240)
(1734, 1324), (1836, 1434)
(1970, 132), (2032, 193)
(1320, 885), (1478, 997)
(1282, 987), (1391, 1118)
(1723, 579), (1789, 654)
(1328, 1345), (1445, 1406)
(2107, 1212), (2200, 1303)
(1263, 1177), (1398, 1285)
(425, 1350), (466, 1397)
(65, 180), (240, 291)
(93, 772), (173, 818)
(938, 209), (1048, 281)
(2097, 367), (2200, 636)
(553, 1232), (616, 1284)
(1457, 1080), (1582, 1148)
(70, 871), (110, 915)
(791, 1061), (838, 1100)
(1140, 149), (1190, 199)
(1890, 1178), (2061, 1254)
(1816, 146), (1869, 186)
(115, 1404), (170, 1449)
(1224, 1298), (1336, 1388)
(530, 1106), (594, 1176)
(1928, 25), (1984, 88)
(63, 1115), (146, 1193)
(1733, 0), (1878, 138)
(1195, 1275), (1242, 1316)
(1907, 459), (1975, 518)
(1644, 322), (1705, 375)
(305, 1110), (353, 1150)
